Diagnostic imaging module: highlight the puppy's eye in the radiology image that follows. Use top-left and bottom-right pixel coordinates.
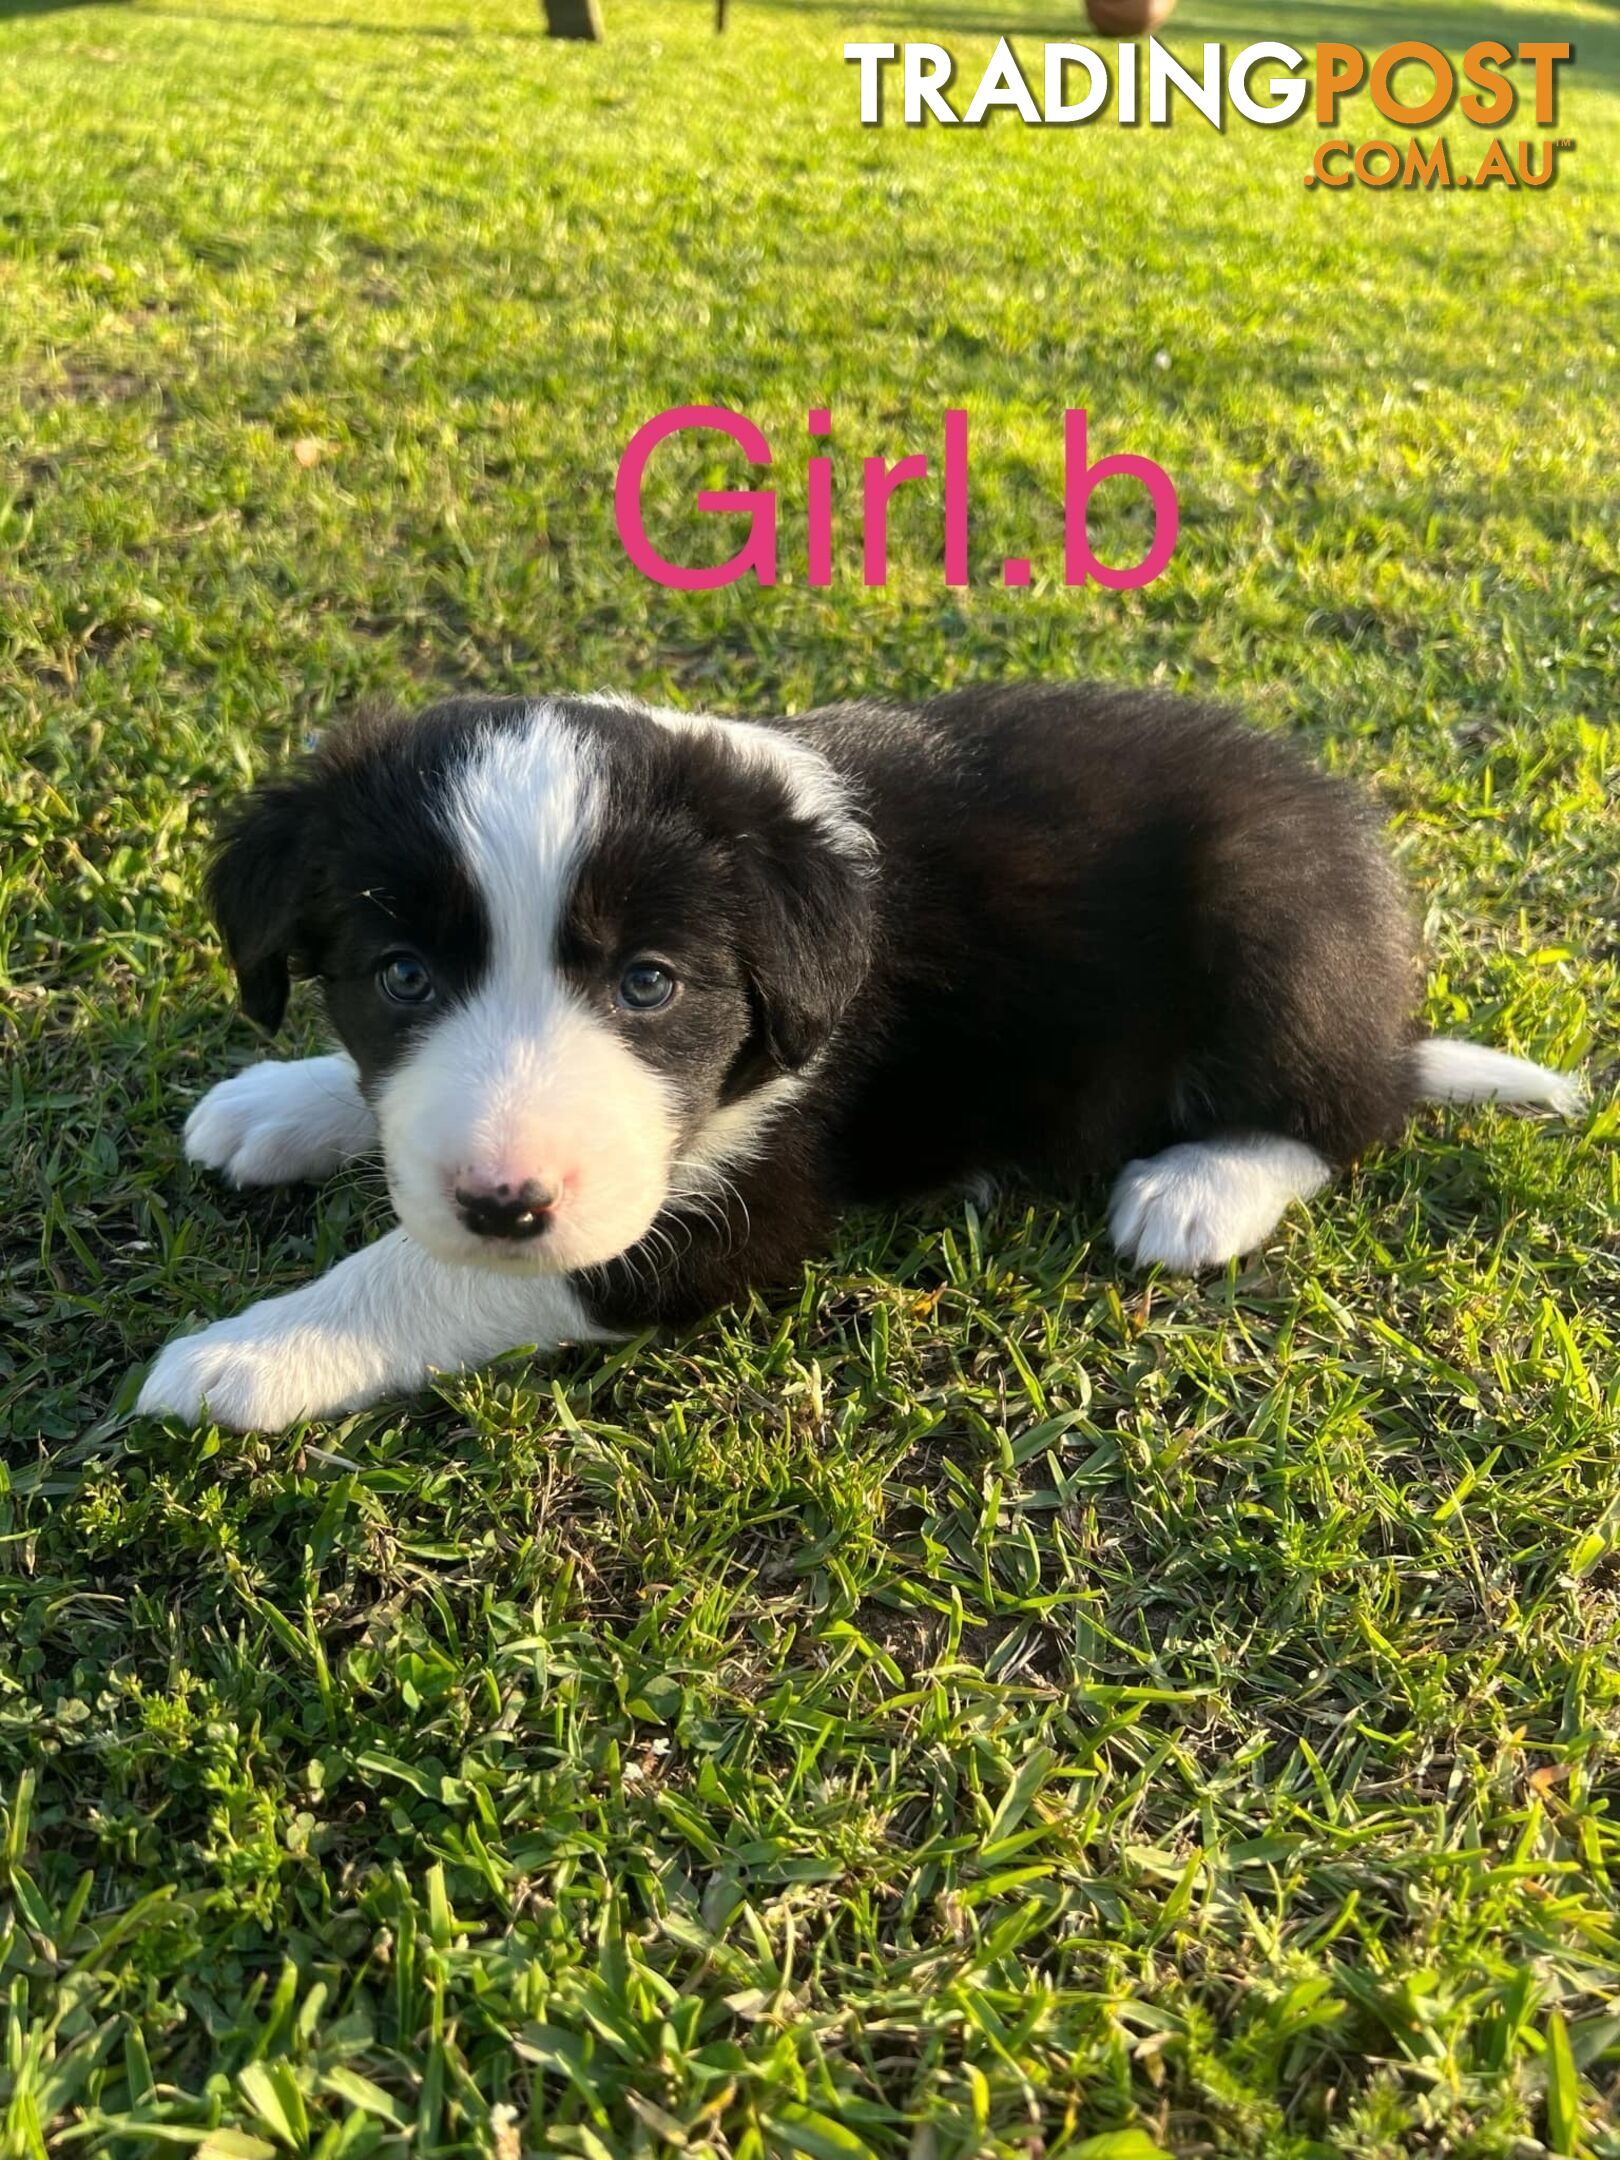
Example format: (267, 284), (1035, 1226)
(617, 961), (677, 1013)
(378, 954), (434, 1007)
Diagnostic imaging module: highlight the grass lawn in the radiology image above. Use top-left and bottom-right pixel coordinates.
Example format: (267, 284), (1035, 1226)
(3, 0), (1619, 2149)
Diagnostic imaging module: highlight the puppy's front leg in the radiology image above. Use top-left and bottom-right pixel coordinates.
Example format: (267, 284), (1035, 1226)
(137, 1232), (612, 1431)
(185, 1053), (378, 1186)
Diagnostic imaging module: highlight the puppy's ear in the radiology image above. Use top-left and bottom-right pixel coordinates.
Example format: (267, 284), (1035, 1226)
(730, 800), (875, 1085)
(204, 779), (316, 1032)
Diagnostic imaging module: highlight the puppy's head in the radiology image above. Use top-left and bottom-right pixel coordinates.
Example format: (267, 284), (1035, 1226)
(206, 695), (874, 1271)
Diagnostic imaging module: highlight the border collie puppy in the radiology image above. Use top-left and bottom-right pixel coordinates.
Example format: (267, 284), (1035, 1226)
(137, 685), (1583, 1431)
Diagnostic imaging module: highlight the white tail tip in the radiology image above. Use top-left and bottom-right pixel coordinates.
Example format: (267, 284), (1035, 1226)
(1413, 1038), (1586, 1118)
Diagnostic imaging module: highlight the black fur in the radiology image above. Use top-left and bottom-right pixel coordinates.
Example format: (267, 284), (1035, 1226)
(792, 685), (1415, 1193)
(594, 685), (1417, 1327)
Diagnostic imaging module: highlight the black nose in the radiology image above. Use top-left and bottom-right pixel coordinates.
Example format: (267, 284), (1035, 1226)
(454, 1179), (557, 1242)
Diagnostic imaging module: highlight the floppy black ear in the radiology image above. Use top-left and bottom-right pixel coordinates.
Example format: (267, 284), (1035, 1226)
(204, 779), (317, 1032)
(731, 805), (875, 1084)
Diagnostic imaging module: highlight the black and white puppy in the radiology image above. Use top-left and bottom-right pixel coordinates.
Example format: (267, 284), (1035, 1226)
(137, 685), (1583, 1431)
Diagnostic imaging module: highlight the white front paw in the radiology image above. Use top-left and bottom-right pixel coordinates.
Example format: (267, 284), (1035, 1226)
(137, 1311), (371, 1431)
(185, 1058), (374, 1186)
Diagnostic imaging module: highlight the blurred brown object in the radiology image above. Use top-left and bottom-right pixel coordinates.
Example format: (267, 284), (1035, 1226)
(1084, 0), (1176, 31)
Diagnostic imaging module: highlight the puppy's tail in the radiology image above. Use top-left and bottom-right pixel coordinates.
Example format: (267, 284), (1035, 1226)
(1411, 1038), (1586, 1118)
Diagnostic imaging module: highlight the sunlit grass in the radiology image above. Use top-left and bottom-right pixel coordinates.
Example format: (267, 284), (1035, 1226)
(1, 0), (1617, 2151)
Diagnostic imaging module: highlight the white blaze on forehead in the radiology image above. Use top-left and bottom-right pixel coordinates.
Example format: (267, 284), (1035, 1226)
(447, 700), (600, 981)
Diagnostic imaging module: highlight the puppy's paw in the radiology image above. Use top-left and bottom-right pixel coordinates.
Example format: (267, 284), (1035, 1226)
(184, 1059), (375, 1187)
(1110, 1154), (1241, 1272)
(1108, 1137), (1329, 1273)
(137, 1311), (368, 1431)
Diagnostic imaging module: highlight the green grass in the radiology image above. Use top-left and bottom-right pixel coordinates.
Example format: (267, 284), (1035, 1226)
(3, 0), (1619, 2150)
